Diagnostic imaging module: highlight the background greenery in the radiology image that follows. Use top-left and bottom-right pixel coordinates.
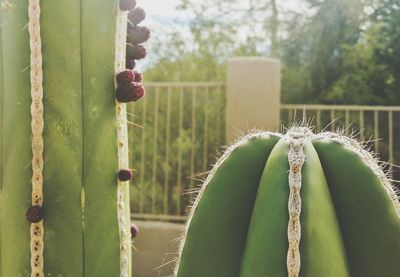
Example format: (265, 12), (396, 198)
(144, 0), (400, 105)
(130, 0), (400, 215)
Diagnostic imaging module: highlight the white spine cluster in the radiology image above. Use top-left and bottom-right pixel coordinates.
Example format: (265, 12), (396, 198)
(114, 8), (131, 277)
(285, 128), (308, 277)
(28, 0), (45, 276)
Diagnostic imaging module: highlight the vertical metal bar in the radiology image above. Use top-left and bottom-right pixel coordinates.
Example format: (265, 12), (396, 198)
(288, 109), (293, 124)
(221, 84), (227, 143)
(216, 85), (222, 144)
(127, 102), (136, 216)
(190, 87), (197, 189)
(163, 87), (171, 214)
(151, 87), (160, 214)
(176, 87), (184, 215)
(139, 94), (147, 213)
(345, 110), (350, 135)
(388, 110), (393, 164)
(330, 110), (335, 131)
(126, 103), (134, 185)
(203, 87), (209, 171)
(217, 84), (226, 143)
(374, 111), (379, 153)
(316, 110), (321, 132)
(128, 104), (135, 152)
(359, 110), (365, 141)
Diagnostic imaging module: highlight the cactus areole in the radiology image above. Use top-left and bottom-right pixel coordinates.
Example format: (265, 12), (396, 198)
(175, 127), (400, 277)
(0, 0), (148, 276)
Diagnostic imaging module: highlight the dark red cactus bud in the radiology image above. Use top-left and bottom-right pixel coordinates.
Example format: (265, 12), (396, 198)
(128, 7), (146, 26)
(131, 223), (139, 238)
(26, 205), (44, 223)
(126, 44), (147, 60)
(133, 70), (143, 82)
(119, 0), (136, 11)
(127, 26), (150, 45)
(116, 82), (145, 103)
(126, 59), (136, 70)
(118, 169), (133, 181)
(116, 70), (135, 86)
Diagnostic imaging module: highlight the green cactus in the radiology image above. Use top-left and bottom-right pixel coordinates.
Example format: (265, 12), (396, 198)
(175, 127), (400, 277)
(0, 0), (147, 276)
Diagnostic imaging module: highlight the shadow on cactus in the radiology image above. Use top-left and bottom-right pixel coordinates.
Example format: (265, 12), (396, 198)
(174, 125), (400, 277)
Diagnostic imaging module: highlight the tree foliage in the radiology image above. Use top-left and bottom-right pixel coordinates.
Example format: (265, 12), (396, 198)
(144, 0), (400, 105)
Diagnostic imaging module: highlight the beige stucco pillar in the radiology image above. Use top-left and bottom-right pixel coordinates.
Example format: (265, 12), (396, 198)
(226, 57), (281, 143)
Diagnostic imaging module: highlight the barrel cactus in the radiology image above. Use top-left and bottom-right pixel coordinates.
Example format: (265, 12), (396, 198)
(0, 0), (148, 276)
(175, 127), (400, 277)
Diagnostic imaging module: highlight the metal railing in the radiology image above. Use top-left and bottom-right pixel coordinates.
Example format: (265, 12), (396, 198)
(281, 105), (400, 181)
(128, 82), (226, 222)
(128, 82), (400, 222)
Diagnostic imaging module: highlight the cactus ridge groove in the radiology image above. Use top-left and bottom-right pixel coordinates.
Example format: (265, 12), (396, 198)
(286, 127), (310, 277)
(79, 2), (86, 276)
(0, 14), (3, 276)
(28, 0), (44, 276)
(115, 8), (131, 277)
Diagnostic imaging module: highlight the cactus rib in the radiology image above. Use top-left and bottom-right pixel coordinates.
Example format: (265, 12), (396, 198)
(314, 131), (400, 217)
(0, 9), (3, 276)
(174, 131), (281, 276)
(114, 8), (132, 277)
(286, 130), (307, 277)
(313, 132), (400, 276)
(27, 0), (45, 275)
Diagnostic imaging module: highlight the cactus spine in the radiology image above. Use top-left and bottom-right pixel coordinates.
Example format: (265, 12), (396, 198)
(0, 0), (147, 276)
(175, 127), (400, 277)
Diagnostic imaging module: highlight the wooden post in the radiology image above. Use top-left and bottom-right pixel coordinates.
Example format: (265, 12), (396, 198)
(226, 57), (281, 143)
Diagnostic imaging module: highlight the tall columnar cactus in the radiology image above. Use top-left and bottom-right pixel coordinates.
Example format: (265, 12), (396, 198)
(0, 0), (148, 276)
(175, 127), (400, 277)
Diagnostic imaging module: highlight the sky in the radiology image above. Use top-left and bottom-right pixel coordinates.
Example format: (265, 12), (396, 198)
(139, 0), (180, 17)
(134, 0), (186, 69)
(135, 0), (310, 69)
(138, 0), (308, 20)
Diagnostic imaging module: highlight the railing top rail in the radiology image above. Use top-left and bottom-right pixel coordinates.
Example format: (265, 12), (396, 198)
(281, 104), (400, 112)
(132, 213), (187, 223)
(143, 82), (226, 88)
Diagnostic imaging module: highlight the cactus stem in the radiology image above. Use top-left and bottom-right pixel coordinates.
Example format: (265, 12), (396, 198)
(285, 127), (310, 277)
(114, 7), (131, 277)
(175, 123), (400, 276)
(28, 0), (45, 276)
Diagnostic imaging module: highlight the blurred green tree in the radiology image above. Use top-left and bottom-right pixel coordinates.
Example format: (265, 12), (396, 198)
(144, 0), (400, 105)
